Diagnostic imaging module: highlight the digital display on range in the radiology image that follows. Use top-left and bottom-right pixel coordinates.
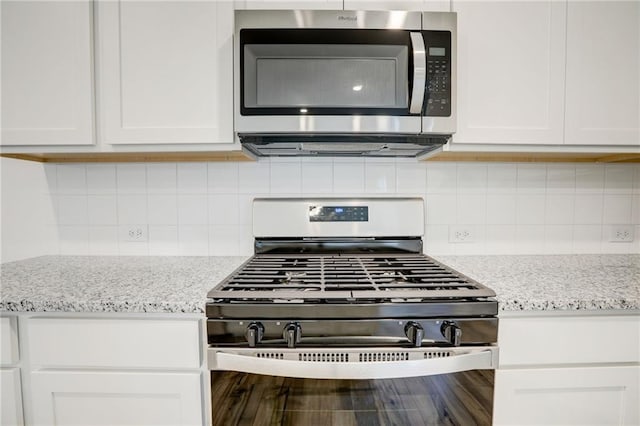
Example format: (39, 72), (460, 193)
(309, 206), (368, 222)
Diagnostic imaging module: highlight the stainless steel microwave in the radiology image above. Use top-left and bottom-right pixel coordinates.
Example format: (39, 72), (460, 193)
(235, 10), (457, 157)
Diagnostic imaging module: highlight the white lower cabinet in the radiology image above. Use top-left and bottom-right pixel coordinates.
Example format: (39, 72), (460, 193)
(0, 368), (24, 426)
(30, 371), (202, 426)
(494, 366), (639, 426)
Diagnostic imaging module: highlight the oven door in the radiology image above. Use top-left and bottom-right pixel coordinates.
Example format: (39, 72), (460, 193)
(208, 346), (497, 425)
(234, 11), (426, 134)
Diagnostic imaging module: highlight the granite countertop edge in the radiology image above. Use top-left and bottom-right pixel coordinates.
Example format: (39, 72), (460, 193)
(1, 254), (638, 315)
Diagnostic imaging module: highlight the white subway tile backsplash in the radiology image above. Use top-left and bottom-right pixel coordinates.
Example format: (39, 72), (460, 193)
(516, 194), (545, 224)
(602, 194), (633, 224)
(116, 164), (146, 194)
(396, 162), (426, 194)
(365, 163), (395, 193)
(271, 162), (302, 194)
(39, 161), (637, 257)
(57, 195), (88, 225)
(208, 162), (239, 194)
(147, 194), (178, 225)
(426, 162), (456, 194)
(209, 194), (239, 225)
(87, 195), (118, 225)
(575, 164), (605, 194)
(301, 162), (333, 193)
(147, 164), (177, 194)
(487, 164), (517, 193)
(177, 163), (207, 194)
(178, 225), (208, 256)
(88, 226), (119, 255)
(239, 162), (270, 194)
(456, 194), (486, 225)
(148, 226), (178, 255)
(456, 164), (487, 193)
(546, 164), (575, 193)
(334, 162), (365, 194)
(86, 165), (116, 194)
(545, 194), (574, 225)
(516, 164), (546, 194)
(117, 195), (147, 224)
(177, 194), (208, 225)
(57, 165), (87, 194)
(574, 194), (604, 224)
(604, 164), (634, 194)
(486, 194), (517, 225)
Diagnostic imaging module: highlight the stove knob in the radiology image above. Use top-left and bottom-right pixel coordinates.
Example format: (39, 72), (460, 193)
(404, 321), (424, 347)
(245, 322), (265, 348)
(441, 321), (462, 346)
(283, 322), (302, 348)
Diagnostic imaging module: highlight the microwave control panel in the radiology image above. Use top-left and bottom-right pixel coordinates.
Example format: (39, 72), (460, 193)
(423, 30), (452, 117)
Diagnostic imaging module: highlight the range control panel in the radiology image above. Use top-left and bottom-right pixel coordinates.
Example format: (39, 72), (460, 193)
(423, 30), (452, 117)
(309, 206), (369, 222)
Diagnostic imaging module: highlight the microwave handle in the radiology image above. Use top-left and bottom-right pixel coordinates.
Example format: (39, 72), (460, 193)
(409, 32), (427, 114)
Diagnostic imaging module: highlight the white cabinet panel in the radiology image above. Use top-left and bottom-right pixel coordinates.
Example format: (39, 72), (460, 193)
(97, 1), (233, 144)
(0, 0), (94, 146)
(0, 317), (19, 365)
(343, 1), (449, 12)
(0, 368), (24, 426)
(234, 0), (342, 9)
(27, 318), (201, 369)
(494, 366), (640, 426)
(452, 0), (566, 145)
(565, 1), (640, 146)
(30, 371), (202, 426)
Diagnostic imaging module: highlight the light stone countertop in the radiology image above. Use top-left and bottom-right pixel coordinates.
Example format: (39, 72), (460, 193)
(1, 254), (638, 314)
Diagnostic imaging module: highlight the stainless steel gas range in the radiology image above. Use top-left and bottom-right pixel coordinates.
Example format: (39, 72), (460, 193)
(206, 198), (498, 381)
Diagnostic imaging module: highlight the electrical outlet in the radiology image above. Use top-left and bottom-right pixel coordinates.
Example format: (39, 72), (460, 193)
(123, 225), (148, 242)
(449, 226), (474, 243)
(609, 225), (634, 242)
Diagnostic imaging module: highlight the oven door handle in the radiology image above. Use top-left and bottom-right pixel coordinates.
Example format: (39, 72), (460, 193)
(409, 32), (427, 115)
(210, 348), (497, 380)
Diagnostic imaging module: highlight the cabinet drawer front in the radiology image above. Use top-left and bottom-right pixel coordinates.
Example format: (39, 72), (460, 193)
(0, 317), (19, 365)
(27, 318), (201, 369)
(499, 314), (640, 367)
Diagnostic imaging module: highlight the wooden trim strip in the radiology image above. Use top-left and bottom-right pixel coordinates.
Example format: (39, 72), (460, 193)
(1, 151), (255, 163)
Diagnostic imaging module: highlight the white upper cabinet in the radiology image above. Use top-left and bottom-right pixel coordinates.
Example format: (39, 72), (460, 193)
(564, 1), (640, 146)
(343, 1), (449, 12)
(96, 1), (233, 145)
(452, 0), (566, 145)
(0, 0), (94, 146)
(234, 1), (342, 10)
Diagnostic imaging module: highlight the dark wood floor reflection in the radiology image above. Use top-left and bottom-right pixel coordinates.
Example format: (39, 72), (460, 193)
(211, 370), (493, 426)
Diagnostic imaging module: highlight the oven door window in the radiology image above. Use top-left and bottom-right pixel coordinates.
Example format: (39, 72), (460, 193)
(240, 29), (413, 116)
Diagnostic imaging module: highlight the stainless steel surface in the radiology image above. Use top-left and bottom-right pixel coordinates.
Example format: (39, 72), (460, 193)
(409, 32), (426, 114)
(208, 318), (498, 348)
(235, 10), (422, 30)
(254, 237), (423, 255)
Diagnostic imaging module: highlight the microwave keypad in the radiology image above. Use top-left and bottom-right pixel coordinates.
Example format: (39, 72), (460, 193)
(425, 60), (451, 117)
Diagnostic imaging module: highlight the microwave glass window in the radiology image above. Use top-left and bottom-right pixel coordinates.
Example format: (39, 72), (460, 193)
(428, 47), (446, 57)
(244, 44), (408, 109)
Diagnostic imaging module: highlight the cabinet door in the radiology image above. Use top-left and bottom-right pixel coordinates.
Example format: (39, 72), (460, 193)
(0, 368), (24, 426)
(452, 0), (566, 145)
(564, 1), (640, 146)
(97, 1), (233, 145)
(30, 371), (203, 426)
(343, 1), (449, 12)
(494, 366), (640, 426)
(0, 0), (94, 146)
(234, 0), (342, 9)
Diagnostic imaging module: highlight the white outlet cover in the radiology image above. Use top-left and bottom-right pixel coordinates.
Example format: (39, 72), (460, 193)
(449, 226), (475, 243)
(121, 225), (149, 242)
(609, 225), (634, 243)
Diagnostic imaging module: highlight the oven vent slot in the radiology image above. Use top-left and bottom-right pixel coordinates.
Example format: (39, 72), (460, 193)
(256, 352), (284, 359)
(358, 352), (409, 362)
(424, 351), (453, 359)
(298, 353), (349, 362)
